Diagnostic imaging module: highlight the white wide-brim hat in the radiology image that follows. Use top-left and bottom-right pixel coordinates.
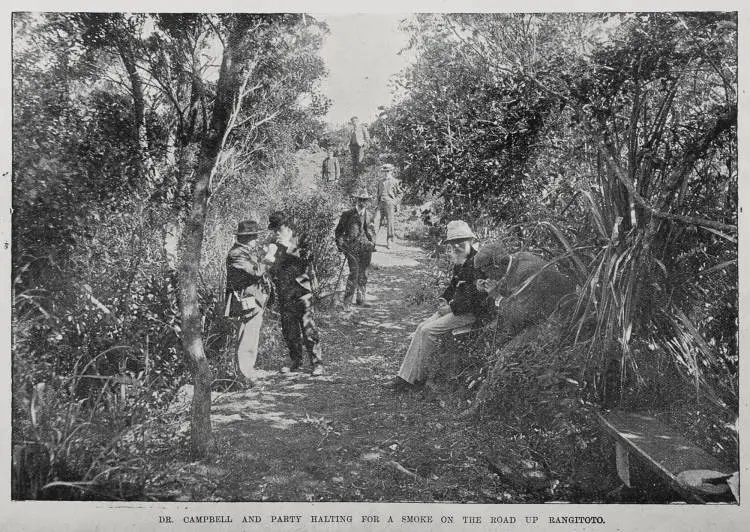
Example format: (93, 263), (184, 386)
(442, 220), (476, 244)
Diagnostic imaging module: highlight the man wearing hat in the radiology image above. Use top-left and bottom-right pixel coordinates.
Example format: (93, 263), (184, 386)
(225, 220), (273, 386)
(463, 243), (576, 416)
(383, 220), (491, 391)
(335, 188), (377, 309)
(266, 211), (324, 376)
(348, 116), (371, 177)
(376, 163), (402, 249)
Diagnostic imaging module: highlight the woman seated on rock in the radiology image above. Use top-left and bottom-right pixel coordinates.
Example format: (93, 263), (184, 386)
(383, 220), (493, 392)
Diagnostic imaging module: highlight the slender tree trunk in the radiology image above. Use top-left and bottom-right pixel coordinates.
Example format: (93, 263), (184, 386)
(177, 161), (214, 456)
(176, 27), (241, 456)
(117, 31), (160, 189)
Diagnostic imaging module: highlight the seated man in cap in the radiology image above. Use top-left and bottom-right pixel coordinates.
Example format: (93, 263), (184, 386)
(464, 243), (576, 415)
(383, 220), (492, 391)
(266, 211), (325, 376)
(376, 163), (402, 249)
(225, 220), (274, 386)
(335, 187), (377, 309)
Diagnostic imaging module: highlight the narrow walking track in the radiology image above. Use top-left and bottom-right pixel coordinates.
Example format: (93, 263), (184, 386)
(154, 235), (509, 502)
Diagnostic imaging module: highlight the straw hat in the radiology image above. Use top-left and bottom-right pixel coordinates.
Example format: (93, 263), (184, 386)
(442, 220), (476, 244)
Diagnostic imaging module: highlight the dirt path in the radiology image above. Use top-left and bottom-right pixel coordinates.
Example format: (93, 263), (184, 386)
(153, 233), (513, 502)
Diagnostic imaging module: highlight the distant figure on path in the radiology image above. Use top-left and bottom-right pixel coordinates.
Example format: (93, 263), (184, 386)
(321, 148), (340, 183)
(335, 188), (376, 309)
(383, 221), (491, 391)
(266, 211), (324, 376)
(348, 116), (371, 177)
(224, 220), (273, 386)
(376, 163), (402, 249)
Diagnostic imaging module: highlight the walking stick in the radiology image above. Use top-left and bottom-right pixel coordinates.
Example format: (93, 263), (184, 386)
(333, 254), (347, 296)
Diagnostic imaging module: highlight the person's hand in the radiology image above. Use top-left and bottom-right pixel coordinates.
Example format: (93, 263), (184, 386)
(437, 302), (451, 316)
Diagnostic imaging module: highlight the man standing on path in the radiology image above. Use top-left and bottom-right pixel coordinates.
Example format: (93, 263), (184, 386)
(335, 188), (377, 309)
(348, 116), (371, 177)
(321, 147), (340, 183)
(376, 163), (402, 249)
(383, 221), (492, 391)
(225, 220), (273, 387)
(266, 211), (325, 376)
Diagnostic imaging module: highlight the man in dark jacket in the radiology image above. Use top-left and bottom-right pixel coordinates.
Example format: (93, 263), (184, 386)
(462, 243), (577, 417)
(334, 188), (376, 309)
(267, 211), (324, 376)
(383, 220), (490, 390)
(225, 220), (273, 386)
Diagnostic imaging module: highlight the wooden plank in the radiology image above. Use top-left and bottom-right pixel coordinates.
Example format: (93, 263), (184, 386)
(615, 441), (631, 487)
(597, 411), (732, 501)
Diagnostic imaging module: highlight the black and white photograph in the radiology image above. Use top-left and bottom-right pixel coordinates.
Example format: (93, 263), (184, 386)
(4, 2), (746, 530)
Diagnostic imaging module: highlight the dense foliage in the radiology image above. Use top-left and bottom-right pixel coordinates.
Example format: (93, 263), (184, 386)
(380, 12), (737, 465)
(12, 13), (331, 496)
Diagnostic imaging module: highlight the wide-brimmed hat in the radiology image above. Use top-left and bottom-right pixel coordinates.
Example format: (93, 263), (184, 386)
(352, 187), (372, 200)
(236, 220), (260, 236)
(442, 220), (477, 244)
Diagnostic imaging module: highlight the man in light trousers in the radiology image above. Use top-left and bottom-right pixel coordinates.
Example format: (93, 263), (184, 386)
(383, 220), (491, 390)
(348, 116), (371, 177)
(225, 220), (273, 387)
(376, 163), (402, 249)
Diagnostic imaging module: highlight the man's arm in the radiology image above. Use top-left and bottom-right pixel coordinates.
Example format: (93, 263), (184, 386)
(334, 158), (340, 179)
(334, 211), (348, 248)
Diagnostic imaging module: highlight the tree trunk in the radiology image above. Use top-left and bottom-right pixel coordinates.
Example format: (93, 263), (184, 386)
(177, 163), (214, 456)
(176, 23), (243, 456)
(116, 29), (160, 190)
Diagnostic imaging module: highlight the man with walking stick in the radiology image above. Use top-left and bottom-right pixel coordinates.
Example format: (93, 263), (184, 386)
(335, 188), (376, 310)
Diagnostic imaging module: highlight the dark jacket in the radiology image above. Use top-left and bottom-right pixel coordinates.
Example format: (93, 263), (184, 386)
(321, 156), (340, 181)
(269, 234), (313, 308)
(492, 251), (576, 332)
(440, 248), (490, 316)
(335, 208), (376, 247)
(225, 241), (271, 317)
